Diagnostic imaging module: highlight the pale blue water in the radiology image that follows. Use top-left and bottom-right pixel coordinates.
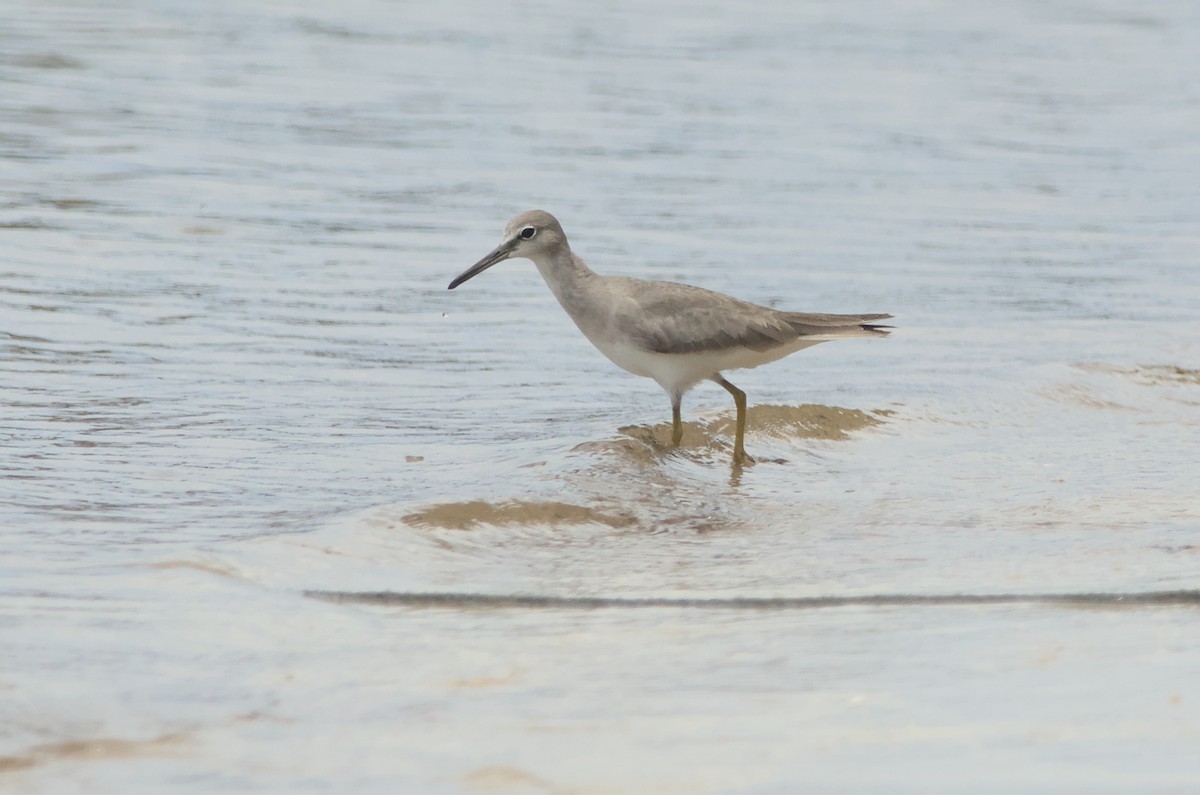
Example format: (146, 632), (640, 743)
(2, 0), (1199, 791)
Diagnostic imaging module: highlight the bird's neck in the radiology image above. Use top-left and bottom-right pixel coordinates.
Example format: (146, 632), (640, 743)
(531, 249), (598, 310)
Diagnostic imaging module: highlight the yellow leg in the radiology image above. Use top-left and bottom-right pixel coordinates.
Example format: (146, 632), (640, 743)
(712, 375), (752, 465)
(671, 397), (683, 446)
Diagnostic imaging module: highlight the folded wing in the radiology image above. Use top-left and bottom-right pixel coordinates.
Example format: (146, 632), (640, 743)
(613, 278), (891, 355)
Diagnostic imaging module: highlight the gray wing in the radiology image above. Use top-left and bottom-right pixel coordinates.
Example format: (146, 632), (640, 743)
(611, 278), (891, 355)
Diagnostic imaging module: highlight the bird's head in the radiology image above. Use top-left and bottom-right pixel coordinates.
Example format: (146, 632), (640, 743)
(448, 210), (568, 289)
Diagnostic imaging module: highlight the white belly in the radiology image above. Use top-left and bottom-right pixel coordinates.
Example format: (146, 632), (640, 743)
(586, 334), (825, 396)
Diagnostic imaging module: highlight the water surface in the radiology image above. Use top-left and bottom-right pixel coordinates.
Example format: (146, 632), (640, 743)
(2, 0), (1199, 791)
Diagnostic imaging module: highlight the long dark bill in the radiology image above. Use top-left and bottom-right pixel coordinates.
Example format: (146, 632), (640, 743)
(447, 239), (516, 290)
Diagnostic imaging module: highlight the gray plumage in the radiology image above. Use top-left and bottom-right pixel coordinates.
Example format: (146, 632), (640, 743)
(448, 209), (892, 465)
(608, 277), (890, 355)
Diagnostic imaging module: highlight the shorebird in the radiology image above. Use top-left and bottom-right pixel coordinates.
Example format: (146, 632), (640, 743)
(448, 210), (891, 465)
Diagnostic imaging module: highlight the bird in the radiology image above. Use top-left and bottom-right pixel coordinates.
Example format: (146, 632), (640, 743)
(448, 210), (891, 465)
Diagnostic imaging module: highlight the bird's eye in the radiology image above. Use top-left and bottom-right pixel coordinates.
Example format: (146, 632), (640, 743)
(520, 226), (536, 240)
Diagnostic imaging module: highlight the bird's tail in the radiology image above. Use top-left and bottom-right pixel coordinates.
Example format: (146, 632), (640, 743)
(785, 312), (893, 340)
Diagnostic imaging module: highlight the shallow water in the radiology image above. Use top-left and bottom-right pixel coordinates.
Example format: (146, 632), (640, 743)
(3, 0), (1199, 791)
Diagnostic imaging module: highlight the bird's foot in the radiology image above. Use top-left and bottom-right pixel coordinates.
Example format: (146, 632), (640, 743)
(732, 450), (756, 467)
